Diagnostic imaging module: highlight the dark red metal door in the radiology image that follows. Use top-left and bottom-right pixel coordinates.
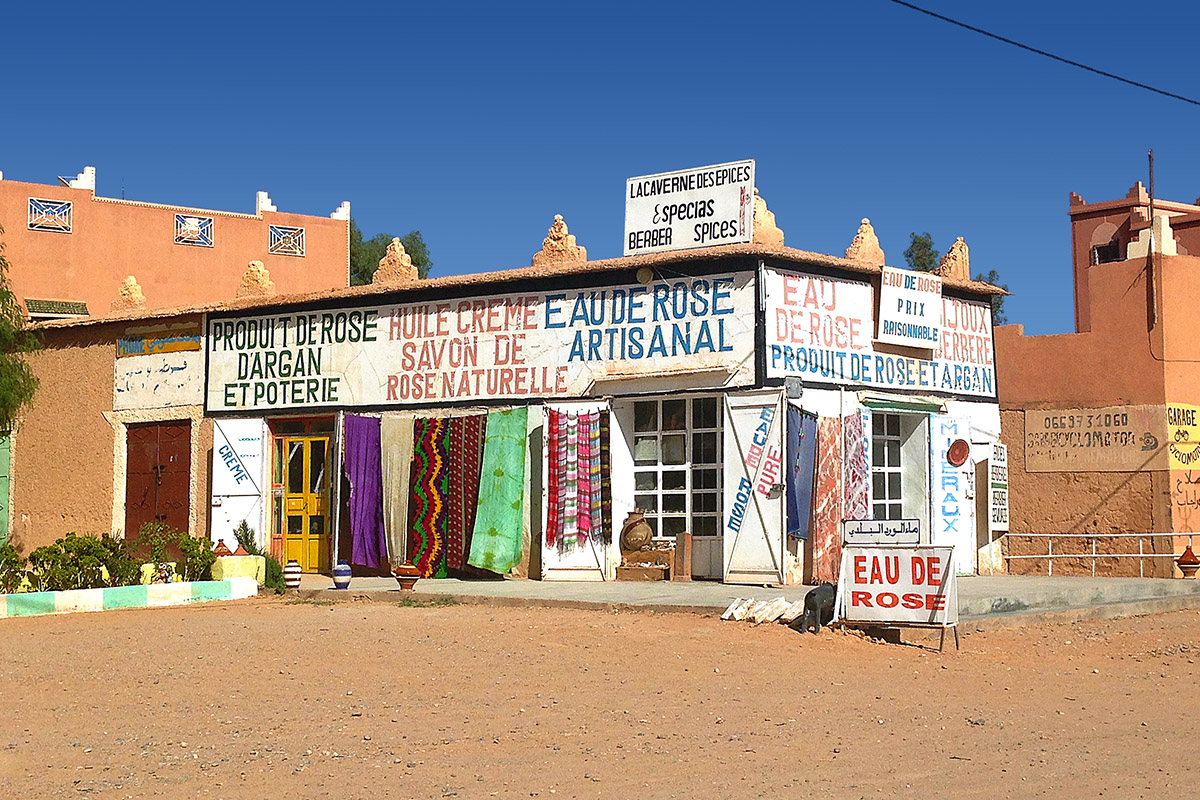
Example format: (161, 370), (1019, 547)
(125, 421), (191, 538)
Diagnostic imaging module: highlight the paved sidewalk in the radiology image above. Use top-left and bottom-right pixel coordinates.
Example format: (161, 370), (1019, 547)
(297, 572), (1200, 625)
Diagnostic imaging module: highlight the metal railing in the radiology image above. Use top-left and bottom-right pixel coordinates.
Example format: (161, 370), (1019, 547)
(1002, 532), (1184, 578)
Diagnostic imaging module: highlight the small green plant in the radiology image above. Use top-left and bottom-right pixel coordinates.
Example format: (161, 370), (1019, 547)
(231, 521), (286, 594)
(175, 530), (216, 582)
(0, 542), (23, 593)
(234, 520), (256, 553)
(97, 533), (139, 588)
(26, 533), (109, 591)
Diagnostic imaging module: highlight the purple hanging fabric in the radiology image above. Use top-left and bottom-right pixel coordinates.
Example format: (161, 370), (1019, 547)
(345, 414), (386, 568)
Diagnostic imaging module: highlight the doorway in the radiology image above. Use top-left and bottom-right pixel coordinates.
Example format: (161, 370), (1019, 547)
(125, 420), (192, 537)
(271, 420), (333, 573)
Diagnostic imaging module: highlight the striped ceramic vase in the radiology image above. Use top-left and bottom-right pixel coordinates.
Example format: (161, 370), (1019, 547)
(332, 561), (352, 590)
(283, 560), (302, 590)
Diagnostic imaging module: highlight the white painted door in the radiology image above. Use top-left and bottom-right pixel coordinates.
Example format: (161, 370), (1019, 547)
(210, 418), (268, 550)
(723, 390), (786, 584)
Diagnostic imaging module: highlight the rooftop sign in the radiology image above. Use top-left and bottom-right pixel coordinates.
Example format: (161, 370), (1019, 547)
(876, 266), (943, 350)
(624, 160), (755, 256)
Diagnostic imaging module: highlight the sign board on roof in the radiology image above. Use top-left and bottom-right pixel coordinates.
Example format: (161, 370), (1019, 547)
(206, 273), (757, 411)
(876, 266), (944, 349)
(624, 160), (755, 256)
(763, 267), (996, 398)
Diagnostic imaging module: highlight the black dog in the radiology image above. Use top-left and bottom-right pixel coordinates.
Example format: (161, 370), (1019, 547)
(790, 582), (836, 634)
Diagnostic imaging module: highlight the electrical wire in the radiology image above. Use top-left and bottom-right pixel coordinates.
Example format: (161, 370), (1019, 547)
(886, 0), (1200, 107)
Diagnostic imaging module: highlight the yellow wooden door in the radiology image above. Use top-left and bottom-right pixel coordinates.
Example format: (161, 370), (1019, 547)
(281, 436), (331, 573)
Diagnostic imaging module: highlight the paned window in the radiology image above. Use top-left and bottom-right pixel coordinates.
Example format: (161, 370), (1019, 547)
(871, 413), (903, 520)
(269, 224), (305, 256)
(28, 198), (72, 233)
(632, 396), (722, 540)
(175, 214), (214, 247)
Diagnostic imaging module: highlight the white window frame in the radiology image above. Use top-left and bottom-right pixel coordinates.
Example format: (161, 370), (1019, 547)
(631, 395), (723, 541)
(871, 412), (904, 520)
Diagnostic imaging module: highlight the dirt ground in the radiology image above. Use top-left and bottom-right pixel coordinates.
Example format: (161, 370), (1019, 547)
(1, 597), (1198, 800)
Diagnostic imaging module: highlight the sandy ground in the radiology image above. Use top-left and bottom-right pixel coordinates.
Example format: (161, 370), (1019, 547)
(1, 596), (1198, 799)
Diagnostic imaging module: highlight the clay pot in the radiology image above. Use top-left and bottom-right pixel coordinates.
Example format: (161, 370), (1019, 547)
(332, 561), (352, 590)
(283, 559), (302, 590)
(620, 511), (654, 553)
(213, 539), (233, 557)
(394, 563), (420, 592)
(1178, 545), (1200, 579)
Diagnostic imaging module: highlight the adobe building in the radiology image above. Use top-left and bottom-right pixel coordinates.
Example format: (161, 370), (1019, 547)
(9, 192), (1005, 586)
(997, 183), (1200, 578)
(0, 166), (350, 320)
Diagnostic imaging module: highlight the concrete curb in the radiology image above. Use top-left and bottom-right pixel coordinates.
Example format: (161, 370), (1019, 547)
(960, 591), (1200, 632)
(0, 577), (258, 619)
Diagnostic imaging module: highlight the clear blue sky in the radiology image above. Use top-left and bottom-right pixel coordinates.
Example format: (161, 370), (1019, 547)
(3, 1), (1199, 335)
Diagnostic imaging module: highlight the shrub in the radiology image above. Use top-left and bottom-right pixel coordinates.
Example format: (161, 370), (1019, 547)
(176, 530), (215, 582)
(0, 543), (23, 593)
(97, 533), (140, 588)
(26, 533), (108, 592)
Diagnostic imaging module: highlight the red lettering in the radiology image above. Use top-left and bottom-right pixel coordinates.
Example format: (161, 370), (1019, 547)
(912, 556), (926, 585)
(854, 555), (867, 583)
(926, 594), (946, 611)
(877, 592), (899, 608)
(386, 374), (398, 401)
(928, 557), (942, 585)
(870, 557), (883, 584)
(851, 591), (872, 607)
(901, 593), (924, 609)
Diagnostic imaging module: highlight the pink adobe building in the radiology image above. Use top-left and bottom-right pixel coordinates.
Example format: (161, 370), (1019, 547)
(0, 166), (350, 319)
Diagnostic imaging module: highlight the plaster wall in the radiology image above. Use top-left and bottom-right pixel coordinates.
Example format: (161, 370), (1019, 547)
(0, 179), (348, 315)
(996, 257), (1166, 409)
(12, 324), (118, 551)
(12, 319), (213, 553)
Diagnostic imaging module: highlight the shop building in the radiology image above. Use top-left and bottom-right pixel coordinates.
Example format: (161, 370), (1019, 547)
(11, 204), (1003, 583)
(0, 166), (351, 319)
(997, 183), (1200, 577)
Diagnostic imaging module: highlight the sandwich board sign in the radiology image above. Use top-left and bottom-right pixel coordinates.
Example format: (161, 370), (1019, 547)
(834, 543), (960, 650)
(624, 160), (755, 256)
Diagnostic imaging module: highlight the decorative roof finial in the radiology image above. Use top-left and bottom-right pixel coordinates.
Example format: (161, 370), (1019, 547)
(844, 219), (885, 265)
(752, 189), (784, 247)
(373, 238), (419, 284)
(533, 214), (587, 268)
(111, 276), (146, 311)
(236, 260), (277, 298)
(937, 237), (970, 281)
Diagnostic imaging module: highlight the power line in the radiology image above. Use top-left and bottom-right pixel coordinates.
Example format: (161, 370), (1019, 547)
(886, 0), (1200, 107)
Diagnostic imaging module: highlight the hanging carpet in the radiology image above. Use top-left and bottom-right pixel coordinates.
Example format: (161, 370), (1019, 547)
(812, 415), (844, 583)
(380, 414), (414, 567)
(344, 415), (387, 569)
(408, 417), (449, 578)
(444, 414), (487, 572)
(843, 412), (870, 521)
(786, 406), (818, 540)
(545, 408), (610, 554)
(468, 407), (528, 574)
